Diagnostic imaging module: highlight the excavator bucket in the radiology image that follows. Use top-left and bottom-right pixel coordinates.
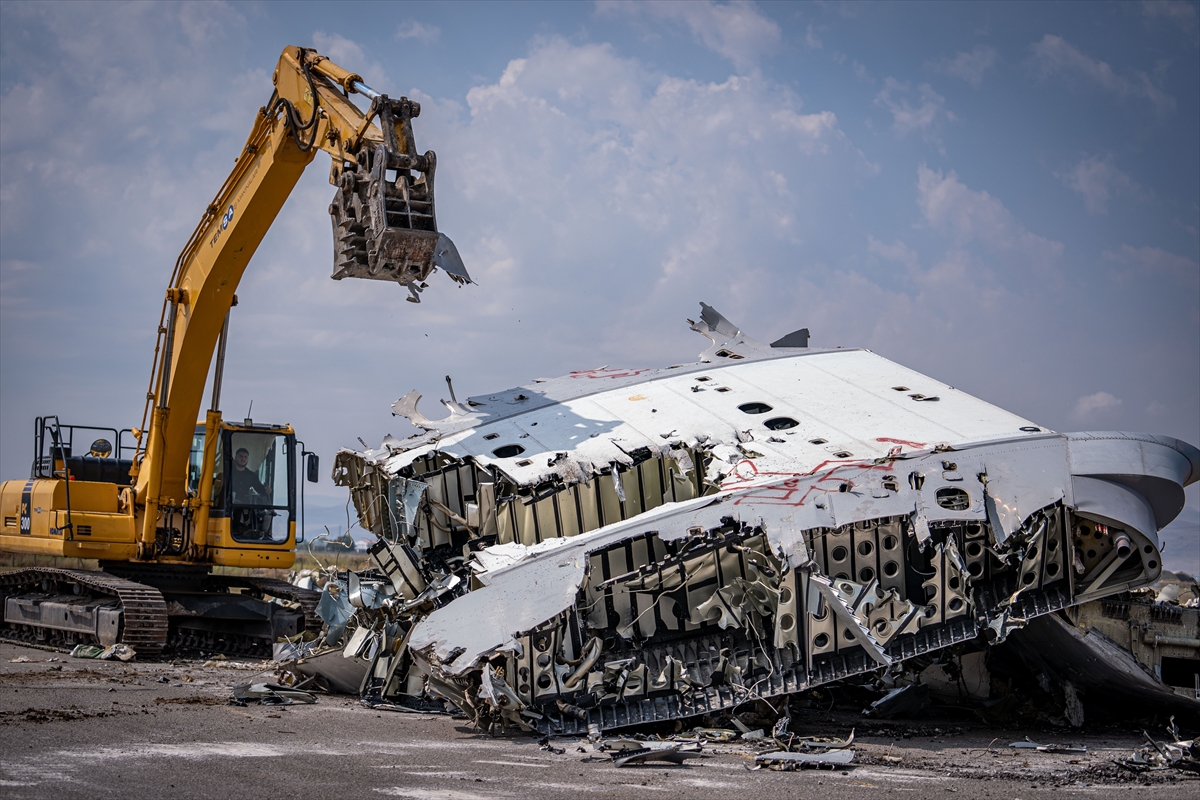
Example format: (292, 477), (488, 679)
(328, 95), (470, 301)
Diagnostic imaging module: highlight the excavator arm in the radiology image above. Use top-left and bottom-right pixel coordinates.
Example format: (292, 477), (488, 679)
(131, 46), (469, 557)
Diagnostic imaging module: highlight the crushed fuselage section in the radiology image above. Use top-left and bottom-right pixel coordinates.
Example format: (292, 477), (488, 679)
(326, 313), (1198, 733)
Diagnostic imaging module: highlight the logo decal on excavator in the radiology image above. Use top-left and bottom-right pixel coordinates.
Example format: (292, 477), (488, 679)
(210, 205), (236, 248)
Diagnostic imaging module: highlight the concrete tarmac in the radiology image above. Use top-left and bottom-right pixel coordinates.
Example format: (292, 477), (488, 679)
(1, 642), (1193, 799)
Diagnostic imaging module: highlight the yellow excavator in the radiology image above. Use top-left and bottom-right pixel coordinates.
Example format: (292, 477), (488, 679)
(0, 46), (470, 658)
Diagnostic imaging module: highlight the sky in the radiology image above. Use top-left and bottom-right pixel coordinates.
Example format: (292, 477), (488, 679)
(1, 1), (1197, 571)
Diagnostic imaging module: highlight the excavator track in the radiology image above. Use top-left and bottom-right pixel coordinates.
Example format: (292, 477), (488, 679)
(0, 568), (168, 656)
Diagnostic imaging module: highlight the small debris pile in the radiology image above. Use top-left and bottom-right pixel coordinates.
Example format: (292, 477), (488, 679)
(1116, 720), (1200, 775)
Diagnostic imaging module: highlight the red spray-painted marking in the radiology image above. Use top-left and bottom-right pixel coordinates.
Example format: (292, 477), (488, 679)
(724, 458), (896, 508)
(875, 437), (926, 449)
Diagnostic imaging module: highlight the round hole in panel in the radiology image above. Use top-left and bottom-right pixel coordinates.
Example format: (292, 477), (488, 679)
(883, 535), (898, 550)
(883, 561), (899, 577)
(966, 541), (983, 558)
(843, 628), (856, 641)
(857, 541), (874, 557)
(968, 562), (983, 577)
(779, 613), (795, 632)
(1087, 549), (1097, 559)
(1022, 571), (1037, 585)
(536, 654), (551, 668)
(948, 598), (964, 612)
(813, 633), (829, 648)
(536, 674), (552, 689)
(1047, 537), (1058, 552)
(1026, 545), (1039, 561)
(1144, 545), (1154, 554)
(831, 546), (848, 562)
(764, 417), (799, 431)
(1046, 562), (1060, 577)
(859, 567), (875, 582)
(492, 444), (526, 459)
(948, 576), (960, 590)
(738, 402), (773, 415)
(779, 587), (793, 606)
(1148, 560), (1159, 569)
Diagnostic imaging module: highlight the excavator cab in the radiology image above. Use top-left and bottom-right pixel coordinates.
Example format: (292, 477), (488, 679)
(190, 420), (298, 548)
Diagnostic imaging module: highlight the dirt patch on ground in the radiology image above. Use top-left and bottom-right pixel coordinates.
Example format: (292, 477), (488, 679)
(0, 706), (123, 725)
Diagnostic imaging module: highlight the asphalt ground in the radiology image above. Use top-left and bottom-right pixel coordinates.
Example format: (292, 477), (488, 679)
(0, 641), (1194, 799)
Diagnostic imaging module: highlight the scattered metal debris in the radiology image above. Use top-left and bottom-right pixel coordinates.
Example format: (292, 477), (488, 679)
(308, 304), (1196, 736)
(231, 682), (317, 706)
(612, 741), (703, 767)
(1115, 724), (1199, 773)
(1009, 737), (1088, 754)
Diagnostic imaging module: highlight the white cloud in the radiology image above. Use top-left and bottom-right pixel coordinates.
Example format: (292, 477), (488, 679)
(874, 78), (955, 144)
(1056, 154), (1138, 214)
(312, 31), (387, 87)
(805, 23), (822, 49)
(1142, 0), (1198, 32)
(1104, 245), (1200, 290)
(1072, 391), (1124, 422)
(395, 20), (440, 43)
(597, 0), (781, 70)
(1028, 34), (1175, 113)
(867, 236), (919, 271)
(917, 166), (1063, 270)
(928, 45), (998, 89)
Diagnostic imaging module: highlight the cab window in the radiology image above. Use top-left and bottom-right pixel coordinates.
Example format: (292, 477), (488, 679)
(227, 431), (292, 544)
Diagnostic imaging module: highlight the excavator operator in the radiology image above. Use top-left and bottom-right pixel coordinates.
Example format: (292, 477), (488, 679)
(231, 447), (271, 504)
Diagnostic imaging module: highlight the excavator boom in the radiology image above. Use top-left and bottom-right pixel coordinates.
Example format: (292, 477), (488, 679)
(133, 45), (470, 558)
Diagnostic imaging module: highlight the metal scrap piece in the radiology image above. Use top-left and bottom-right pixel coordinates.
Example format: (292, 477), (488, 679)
(613, 743), (702, 768)
(1008, 738), (1087, 754)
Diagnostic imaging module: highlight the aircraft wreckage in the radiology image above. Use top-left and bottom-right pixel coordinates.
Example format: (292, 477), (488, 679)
(321, 304), (1199, 734)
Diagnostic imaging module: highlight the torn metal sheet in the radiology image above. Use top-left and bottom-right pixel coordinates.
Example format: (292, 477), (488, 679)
(327, 303), (1198, 735)
(232, 682), (317, 705)
(1000, 594), (1200, 712)
(612, 743), (703, 767)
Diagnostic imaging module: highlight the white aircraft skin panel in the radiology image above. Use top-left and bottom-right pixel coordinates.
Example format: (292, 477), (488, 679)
(395, 350), (1043, 487)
